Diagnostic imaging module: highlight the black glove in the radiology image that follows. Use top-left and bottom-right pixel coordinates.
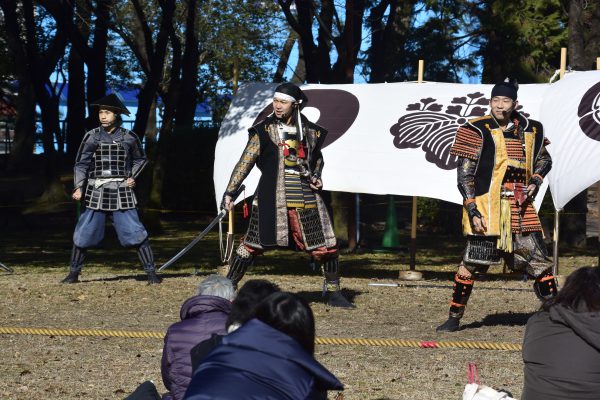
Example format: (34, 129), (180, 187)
(465, 201), (482, 221)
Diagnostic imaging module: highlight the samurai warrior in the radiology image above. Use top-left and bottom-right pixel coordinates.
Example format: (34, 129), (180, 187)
(437, 79), (557, 332)
(221, 82), (353, 308)
(62, 94), (161, 284)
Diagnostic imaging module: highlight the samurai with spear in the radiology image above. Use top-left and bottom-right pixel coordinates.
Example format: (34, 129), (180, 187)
(221, 82), (353, 308)
(61, 94), (161, 284)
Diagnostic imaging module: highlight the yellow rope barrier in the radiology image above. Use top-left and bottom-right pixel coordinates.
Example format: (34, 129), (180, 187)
(0, 326), (521, 351)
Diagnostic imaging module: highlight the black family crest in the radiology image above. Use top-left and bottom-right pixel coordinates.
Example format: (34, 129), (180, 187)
(577, 80), (600, 142)
(390, 92), (528, 170)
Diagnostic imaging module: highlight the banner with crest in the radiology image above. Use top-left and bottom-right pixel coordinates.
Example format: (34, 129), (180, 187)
(215, 71), (600, 211)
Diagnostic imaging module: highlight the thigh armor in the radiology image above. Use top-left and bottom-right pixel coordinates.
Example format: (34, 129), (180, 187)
(463, 235), (502, 266)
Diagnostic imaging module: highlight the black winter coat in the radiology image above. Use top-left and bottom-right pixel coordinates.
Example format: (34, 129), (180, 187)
(522, 304), (600, 399)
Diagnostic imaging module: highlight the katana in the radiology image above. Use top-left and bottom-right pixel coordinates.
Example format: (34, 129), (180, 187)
(158, 185), (245, 271)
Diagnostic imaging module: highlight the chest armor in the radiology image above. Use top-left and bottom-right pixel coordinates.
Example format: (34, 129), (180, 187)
(84, 141), (136, 211)
(90, 142), (127, 178)
(502, 129), (527, 185)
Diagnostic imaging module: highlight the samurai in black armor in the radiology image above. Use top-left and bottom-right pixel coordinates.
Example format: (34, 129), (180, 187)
(436, 79), (557, 332)
(62, 94), (161, 284)
(221, 82), (353, 307)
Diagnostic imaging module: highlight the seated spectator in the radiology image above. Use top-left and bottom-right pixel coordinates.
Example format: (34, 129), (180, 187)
(161, 275), (234, 400)
(189, 279), (280, 371)
(522, 266), (600, 400)
(184, 292), (343, 400)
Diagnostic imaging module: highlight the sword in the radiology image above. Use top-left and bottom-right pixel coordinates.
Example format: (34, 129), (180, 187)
(159, 185), (245, 272)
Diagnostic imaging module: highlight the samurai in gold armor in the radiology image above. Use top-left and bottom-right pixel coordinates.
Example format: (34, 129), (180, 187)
(437, 79), (557, 332)
(221, 83), (353, 308)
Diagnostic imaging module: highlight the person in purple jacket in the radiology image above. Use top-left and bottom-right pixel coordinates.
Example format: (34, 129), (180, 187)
(161, 275), (235, 400)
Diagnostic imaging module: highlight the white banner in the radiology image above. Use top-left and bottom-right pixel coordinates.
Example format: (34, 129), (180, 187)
(215, 72), (600, 210)
(541, 71), (600, 210)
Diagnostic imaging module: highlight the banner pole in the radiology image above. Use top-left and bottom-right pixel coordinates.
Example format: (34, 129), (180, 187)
(553, 208), (560, 277)
(355, 193), (361, 246)
(409, 60), (424, 270)
(559, 48), (567, 79)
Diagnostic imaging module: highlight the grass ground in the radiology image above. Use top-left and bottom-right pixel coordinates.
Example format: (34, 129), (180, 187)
(0, 212), (598, 399)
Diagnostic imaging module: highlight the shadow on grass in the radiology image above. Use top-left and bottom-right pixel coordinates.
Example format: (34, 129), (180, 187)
(294, 288), (362, 305)
(81, 272), (192, 283)
(461, 311), (535, 330)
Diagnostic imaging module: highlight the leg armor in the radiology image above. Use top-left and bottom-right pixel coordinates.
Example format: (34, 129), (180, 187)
(533, 269), (557, 300)
(319, 254), (354, 308)
(69, 246), (86, 272)
(449, 272), (475, 319)
(321, 257), (340, 293)
(137, 239), (161, 284)
(62, 245), (86, 283)
(227, 244), (255, 287)
(137, 239), (155, 272)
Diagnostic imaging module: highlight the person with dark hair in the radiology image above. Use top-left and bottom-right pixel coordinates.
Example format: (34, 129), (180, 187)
(161, 275), (235, 400)
(221, 82), (353, 308)
(189, 279), (280, 372)
(61, 94), (161, 284)
(254, 291), (316, 354)
(522, 266), (600, 400)
(437, 78), (556, 332)
(183, 292), (343, 400)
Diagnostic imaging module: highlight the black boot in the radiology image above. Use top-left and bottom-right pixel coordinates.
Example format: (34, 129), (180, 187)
(324, 288), (355, 308)
(321, 257), (355, 308)
(322, 278), (355, 308)
(146, 270), (162, 284)
(61, 270), (80, 284)
(436, 272), (474, 332)
(436, 316), (460, 332)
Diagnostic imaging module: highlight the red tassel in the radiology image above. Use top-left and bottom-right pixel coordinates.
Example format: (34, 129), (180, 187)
(298, 143), (305, 159)
(278, 142), (290, 156)
(242, 188), (249, 218)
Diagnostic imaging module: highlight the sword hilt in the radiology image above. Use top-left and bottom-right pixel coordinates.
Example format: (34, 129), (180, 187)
(222, 184), (246, 212)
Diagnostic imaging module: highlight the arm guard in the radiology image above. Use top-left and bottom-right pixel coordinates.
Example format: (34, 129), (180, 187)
(529, 145), (552, 187)
(73, 131), (97, 189)
(224, 133), (260, 196)
(457, 157), (477, 201)
(312, 154), (324, 180)
(129, 131), (149, 179)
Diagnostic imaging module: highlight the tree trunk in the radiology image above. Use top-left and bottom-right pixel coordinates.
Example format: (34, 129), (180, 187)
(130, 0), (176, 139)
(368, 0), (415, 83)
(66, 1), (89, 163)
(291, 39), (306, 84)
(1, 0), (37, 171)
(561, 190), (588, 247)
(85, 0), (111, 129)
(174, 0), (200, 129)
(66, 46), (87, 163)
(273, 29), (298, 82)
(567, 0), (600, 71)
(7, 75), (36, 172)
